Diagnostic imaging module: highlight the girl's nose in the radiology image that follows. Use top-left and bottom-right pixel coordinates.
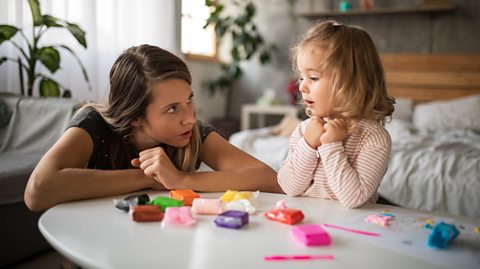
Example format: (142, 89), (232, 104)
(299, 81), (308, 93)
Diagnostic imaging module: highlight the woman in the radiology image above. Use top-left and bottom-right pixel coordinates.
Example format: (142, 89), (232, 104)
(25, 44), (281, 211)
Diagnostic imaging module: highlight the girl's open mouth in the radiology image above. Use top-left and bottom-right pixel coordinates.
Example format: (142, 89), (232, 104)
(304, 100), (314, 106)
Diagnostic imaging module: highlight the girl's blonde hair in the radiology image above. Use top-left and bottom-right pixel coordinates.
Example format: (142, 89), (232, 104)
(292, 20), (395, 130)
(87, 44), (201, 171)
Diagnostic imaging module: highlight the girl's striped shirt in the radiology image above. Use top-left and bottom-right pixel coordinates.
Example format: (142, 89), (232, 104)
(277, 118), (391, 209)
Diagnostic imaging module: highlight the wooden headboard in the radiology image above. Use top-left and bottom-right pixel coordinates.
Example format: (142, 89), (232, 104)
(381, 54), (480, 103)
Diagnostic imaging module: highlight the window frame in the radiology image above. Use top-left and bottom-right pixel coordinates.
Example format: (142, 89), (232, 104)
(181, 0), (219, 62)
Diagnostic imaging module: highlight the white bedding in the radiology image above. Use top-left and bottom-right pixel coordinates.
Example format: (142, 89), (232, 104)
(380, 120), (480, 218)
(229, 127), (289, 172)
(229, 119), (480, 218)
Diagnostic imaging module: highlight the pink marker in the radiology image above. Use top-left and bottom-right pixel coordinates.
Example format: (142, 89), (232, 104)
(264, 255), (334, 261)
(324, 223), (381, 237)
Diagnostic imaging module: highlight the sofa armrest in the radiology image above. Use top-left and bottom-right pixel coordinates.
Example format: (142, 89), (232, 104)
(0, 96), (81, 154)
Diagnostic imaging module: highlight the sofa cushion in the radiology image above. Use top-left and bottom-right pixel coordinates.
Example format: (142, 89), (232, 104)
(0, 95), (81, 205)
(0, 151), (43, 204)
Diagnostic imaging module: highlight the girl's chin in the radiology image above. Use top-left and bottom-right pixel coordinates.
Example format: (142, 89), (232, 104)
(306, 108), (326, 118)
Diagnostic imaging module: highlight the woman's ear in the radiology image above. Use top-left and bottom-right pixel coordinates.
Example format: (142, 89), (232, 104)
(131, 118), (142, 127)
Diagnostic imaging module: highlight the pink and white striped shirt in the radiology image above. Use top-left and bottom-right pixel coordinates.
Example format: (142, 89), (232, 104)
(277, 118), (391, 209)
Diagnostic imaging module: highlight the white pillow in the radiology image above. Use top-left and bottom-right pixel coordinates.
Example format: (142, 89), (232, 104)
(385, 118), (416, 142)
(412, 94), (480, 132)
(393, 98), (414, 122)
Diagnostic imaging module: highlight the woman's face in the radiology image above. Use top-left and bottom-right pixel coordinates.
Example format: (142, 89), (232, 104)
(296, 44), (334, 118)
(132, 78), (196, 150)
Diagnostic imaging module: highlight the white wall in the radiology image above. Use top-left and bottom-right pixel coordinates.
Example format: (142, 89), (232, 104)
(186, 61), (224, 122)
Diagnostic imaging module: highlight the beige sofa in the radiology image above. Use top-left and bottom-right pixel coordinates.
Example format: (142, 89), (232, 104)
(0, 93), (80, 267)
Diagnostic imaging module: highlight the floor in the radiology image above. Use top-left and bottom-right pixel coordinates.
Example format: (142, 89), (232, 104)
(7, 250), (64, 269)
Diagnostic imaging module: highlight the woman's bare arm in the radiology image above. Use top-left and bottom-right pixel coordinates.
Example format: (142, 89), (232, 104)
(24, 128), (160, 211)
(139, 132), (283, 193)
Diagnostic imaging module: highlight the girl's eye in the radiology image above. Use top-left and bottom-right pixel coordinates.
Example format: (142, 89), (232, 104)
(310, 76), (319, 81)
(187, 95), (194, 104)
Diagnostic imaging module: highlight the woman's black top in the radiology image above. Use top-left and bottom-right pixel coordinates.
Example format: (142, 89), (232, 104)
(68, 107), (216, 170)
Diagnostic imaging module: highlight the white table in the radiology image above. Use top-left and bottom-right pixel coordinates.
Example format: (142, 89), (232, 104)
(241, 104), (298, 130)
(39, 192), (480, 269)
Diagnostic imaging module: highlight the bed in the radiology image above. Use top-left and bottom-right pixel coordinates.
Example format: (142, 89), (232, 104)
(230, 54), (480, 218)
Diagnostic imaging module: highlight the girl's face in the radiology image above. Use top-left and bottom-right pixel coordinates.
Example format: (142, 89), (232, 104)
(132, 78), (196, 150)
(296, 45), (334, 118)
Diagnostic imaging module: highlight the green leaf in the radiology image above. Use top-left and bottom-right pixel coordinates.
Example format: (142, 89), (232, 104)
(62, 89), (72, 98)
(231, 47), (240, 61)
(246, 2), (256, 18)
(42, 15), (62, 27)
(212, 4), (224, 16)
(205, 0), (214, 7)
(28, 0), (42, 26)
(228, 64), (242, 79)
(66, 23), (87, 48)
(234, 16), (247, 27)
(38, 47), (60, 73)
(259, 51), (271, 64)
(203, 17), (213, 29)
(215, 23), (227, 37)
(40, 78), (60, 97)
(0, 25), (19, 45)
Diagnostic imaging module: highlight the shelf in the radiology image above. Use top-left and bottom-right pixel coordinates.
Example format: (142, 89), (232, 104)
(298, 4), (457, 18)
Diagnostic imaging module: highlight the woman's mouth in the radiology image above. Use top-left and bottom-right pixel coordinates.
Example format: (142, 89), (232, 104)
(180, 130), (192, 138)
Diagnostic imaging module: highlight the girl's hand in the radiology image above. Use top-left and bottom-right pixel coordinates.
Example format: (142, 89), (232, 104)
(320, 118), (348, 144)
(304, 117), (326, 148)
(132, 147), (184, 190)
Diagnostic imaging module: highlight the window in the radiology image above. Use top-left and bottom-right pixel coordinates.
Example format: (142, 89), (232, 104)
(181, 0), (217, 61)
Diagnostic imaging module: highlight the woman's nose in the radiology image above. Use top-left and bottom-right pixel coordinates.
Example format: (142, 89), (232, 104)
(182, 106), (196, 125)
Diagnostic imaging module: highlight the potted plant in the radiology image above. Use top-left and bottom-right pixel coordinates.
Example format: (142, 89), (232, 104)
(0, 0), (90, 97)
(204, 0), (275, 137)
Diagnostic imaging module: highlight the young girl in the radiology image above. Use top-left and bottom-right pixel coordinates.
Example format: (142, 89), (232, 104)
(277, 20), (395, 209)
(25, 44), (281, 211)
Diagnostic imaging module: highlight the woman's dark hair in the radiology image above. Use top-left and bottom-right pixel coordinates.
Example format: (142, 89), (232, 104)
(92, 44), (201, 170)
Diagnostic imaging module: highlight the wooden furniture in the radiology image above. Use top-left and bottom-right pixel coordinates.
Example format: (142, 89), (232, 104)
(298, 4), (456, 18)
(381, 54), (480, 102)
(241, 104), (298, 130)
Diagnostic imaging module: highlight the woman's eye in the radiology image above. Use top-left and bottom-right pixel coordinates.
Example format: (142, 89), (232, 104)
(187, 96), (194, 104)
(167, 106), (177, 113)
(310, 76), (319, 81)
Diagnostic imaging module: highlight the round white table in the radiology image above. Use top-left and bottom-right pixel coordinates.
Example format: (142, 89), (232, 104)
(39, 191), (479, 269)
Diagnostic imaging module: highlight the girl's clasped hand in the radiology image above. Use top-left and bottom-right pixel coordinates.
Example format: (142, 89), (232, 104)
(304, 117), (348, 148)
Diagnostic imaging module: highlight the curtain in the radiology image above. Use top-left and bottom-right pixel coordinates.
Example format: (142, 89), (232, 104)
(0, 0), (181, 101)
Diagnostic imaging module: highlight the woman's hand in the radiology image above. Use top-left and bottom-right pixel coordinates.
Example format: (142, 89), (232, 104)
(320, 118), (348, 144)
(304, 117), (326, 148)
(131, 147), (184, 190)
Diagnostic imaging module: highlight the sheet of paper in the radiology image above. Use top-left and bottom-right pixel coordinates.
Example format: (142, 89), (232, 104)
(327, 211), (480, 269)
